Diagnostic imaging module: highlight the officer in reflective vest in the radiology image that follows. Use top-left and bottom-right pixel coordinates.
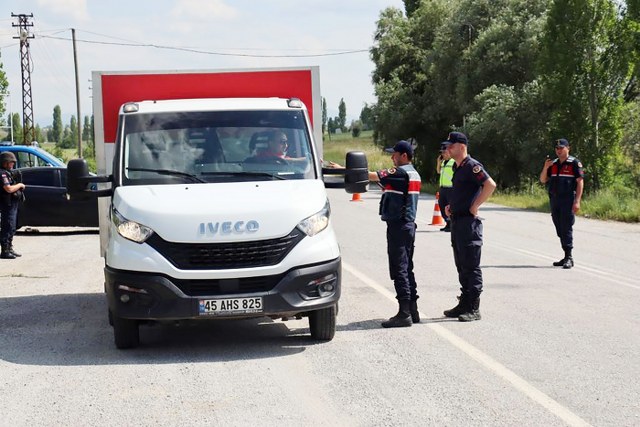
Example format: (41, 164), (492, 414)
(436, 143), (454, 232)
(539, 138), (584, 269)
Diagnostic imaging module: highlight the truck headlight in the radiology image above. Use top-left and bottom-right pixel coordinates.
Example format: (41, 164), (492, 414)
(297, 200), (330, 237)
(111, 206), (154, 243)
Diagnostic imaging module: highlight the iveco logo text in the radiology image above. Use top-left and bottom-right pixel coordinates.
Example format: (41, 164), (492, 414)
(199, 220), (260, 235)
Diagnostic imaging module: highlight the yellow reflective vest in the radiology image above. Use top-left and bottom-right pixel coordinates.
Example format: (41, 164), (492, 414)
(439, 159), (454, 188)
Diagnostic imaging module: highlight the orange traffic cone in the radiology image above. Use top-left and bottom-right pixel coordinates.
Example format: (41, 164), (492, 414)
(350, 193), (363, 202)
(430, 192), (445, 225)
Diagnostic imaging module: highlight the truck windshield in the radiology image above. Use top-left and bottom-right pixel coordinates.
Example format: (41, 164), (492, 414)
(120, 110), (316, 185)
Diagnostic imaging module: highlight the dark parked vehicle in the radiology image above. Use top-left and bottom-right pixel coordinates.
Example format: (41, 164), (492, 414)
(14, 167), (99, 228)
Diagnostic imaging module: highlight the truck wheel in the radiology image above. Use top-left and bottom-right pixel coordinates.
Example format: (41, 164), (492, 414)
(309, 305), (336, 341)
(113, 315), (139, 349)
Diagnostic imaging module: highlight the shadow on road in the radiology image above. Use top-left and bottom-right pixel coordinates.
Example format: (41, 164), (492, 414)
(17, 227), (99, 236)
(0, 293), (321, 366)
(338, 316), (458, 332)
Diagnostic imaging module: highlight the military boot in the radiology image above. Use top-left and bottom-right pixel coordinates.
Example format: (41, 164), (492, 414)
(458, 297), (481, 322)
(562, 257), (574, 269)
(554, 248), (572, 267)
(8, 242), (21, 257)
(443, 295), (467, 318)
(1, 245), (17, 259)
(410, 300), (420, 323)
(381, 300), (412, 328)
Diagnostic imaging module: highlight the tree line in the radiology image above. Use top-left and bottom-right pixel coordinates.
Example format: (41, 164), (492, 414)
(369, 0), (640, 192)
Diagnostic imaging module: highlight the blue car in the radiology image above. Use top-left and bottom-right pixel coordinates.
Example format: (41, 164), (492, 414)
(0, 145), (98, 228)
(0, 144), (65, 168)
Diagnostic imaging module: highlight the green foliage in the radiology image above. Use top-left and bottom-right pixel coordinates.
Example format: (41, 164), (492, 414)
(323, 130), (390, 171)
(371, 0), (636, 198)
(540, 0), (632, 190)
(338, 98), (347, 132)
(34, 124), (44, 144)
(351, 120), (363, 137)
(11, 113), (22, 144)
(321, 98), (328, 135)
(0, 62), (8, 121)
(52, 105), (63, 144)
(359, 103), (374, 130)
(82, 115), (92, 142)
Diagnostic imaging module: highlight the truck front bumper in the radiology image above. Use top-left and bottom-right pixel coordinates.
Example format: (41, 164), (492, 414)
(105, 257), (341, 320)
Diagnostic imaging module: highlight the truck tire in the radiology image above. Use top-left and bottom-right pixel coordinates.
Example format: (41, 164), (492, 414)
(113, 315), (140, 349)
(309, 304), (336, 341)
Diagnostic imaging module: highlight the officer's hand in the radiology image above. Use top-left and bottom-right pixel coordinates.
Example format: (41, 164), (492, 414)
(573, 201), (580, 213)
(543, 158), (553, 169)
(470, 206), (479, 217)
(445, 205), (451, 217)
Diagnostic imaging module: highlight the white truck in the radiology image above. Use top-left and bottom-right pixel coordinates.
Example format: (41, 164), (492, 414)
(67, 67), (366, 349)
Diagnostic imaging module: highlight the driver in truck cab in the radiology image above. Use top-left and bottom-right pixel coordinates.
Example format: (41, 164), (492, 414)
(247, 130), (306, 163)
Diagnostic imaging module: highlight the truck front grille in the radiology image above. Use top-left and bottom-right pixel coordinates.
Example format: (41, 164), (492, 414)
(145, 228), (305, 270)
(172, 274), (284, 297)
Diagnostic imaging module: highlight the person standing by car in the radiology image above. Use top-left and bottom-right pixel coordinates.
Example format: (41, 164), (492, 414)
(1, 152), (26, 259)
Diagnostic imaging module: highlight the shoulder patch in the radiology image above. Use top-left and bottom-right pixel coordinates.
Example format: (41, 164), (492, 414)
(577, 162), (583, 168)
(387, 168), (396, 175)
(472, 165), (481, 174)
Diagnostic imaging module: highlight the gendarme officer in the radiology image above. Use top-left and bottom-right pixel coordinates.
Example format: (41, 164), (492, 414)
(539, 138), (584, 269)
(328, 140), (422, 328)
(442, 132), (496, 322)
(374, 141), (422, 328)
(1, 151), (26, 259)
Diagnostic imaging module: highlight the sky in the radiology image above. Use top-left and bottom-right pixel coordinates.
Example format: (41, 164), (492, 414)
(0, 0), (405, 129)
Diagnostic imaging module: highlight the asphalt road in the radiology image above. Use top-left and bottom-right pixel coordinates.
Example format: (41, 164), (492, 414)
(1, 188), (639, 426)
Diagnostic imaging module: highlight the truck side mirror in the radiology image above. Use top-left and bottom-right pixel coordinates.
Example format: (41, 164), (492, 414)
(345, 151), (369, 194)
(66, 158), (113, 200)
(67, 159), (91, 194)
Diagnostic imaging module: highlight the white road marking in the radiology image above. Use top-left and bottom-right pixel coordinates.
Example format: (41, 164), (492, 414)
(343, 261), (593, 427)
(489, 243), (640, 291)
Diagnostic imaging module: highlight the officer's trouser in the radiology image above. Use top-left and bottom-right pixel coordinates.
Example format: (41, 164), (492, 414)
(550, 196), (575, 250)
(451, 216), (483, 298)
(0, 201), (18, 247)
(438, 187), (452, 223)
(386, 221), (418, 302)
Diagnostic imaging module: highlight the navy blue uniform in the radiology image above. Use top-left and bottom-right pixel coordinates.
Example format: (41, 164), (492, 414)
(546, 156), (584, 251)
(1, 168), (19, 248)
(377, 165), (421, 302)
(449, 156), (491, 299)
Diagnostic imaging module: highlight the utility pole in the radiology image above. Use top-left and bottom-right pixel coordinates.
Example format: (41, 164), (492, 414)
(11, 13), (35, 145)
(72, 28), (82, 157)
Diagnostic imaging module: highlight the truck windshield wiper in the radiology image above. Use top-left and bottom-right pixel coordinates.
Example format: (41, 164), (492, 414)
(201, 171), (286, 180)
(127, 168), (206, 183)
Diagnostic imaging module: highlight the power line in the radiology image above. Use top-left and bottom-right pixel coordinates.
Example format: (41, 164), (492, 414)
(38, 33), (369, 58)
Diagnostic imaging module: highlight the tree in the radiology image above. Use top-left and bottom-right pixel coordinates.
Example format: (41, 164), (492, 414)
(12, 113), (22, 144)
(540, 0), (633, 190)
(34, 124), (44, 144)
(338, 98), (347, 132)
(82, 115), (91, 142)
(327, 117), (336, 134)
(0, 62), (8, 123)
(351, 120), (363, 137)
(321, 97), (328, 136)
(360, 103), (374, 130)
(52, 105), (63, 144)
